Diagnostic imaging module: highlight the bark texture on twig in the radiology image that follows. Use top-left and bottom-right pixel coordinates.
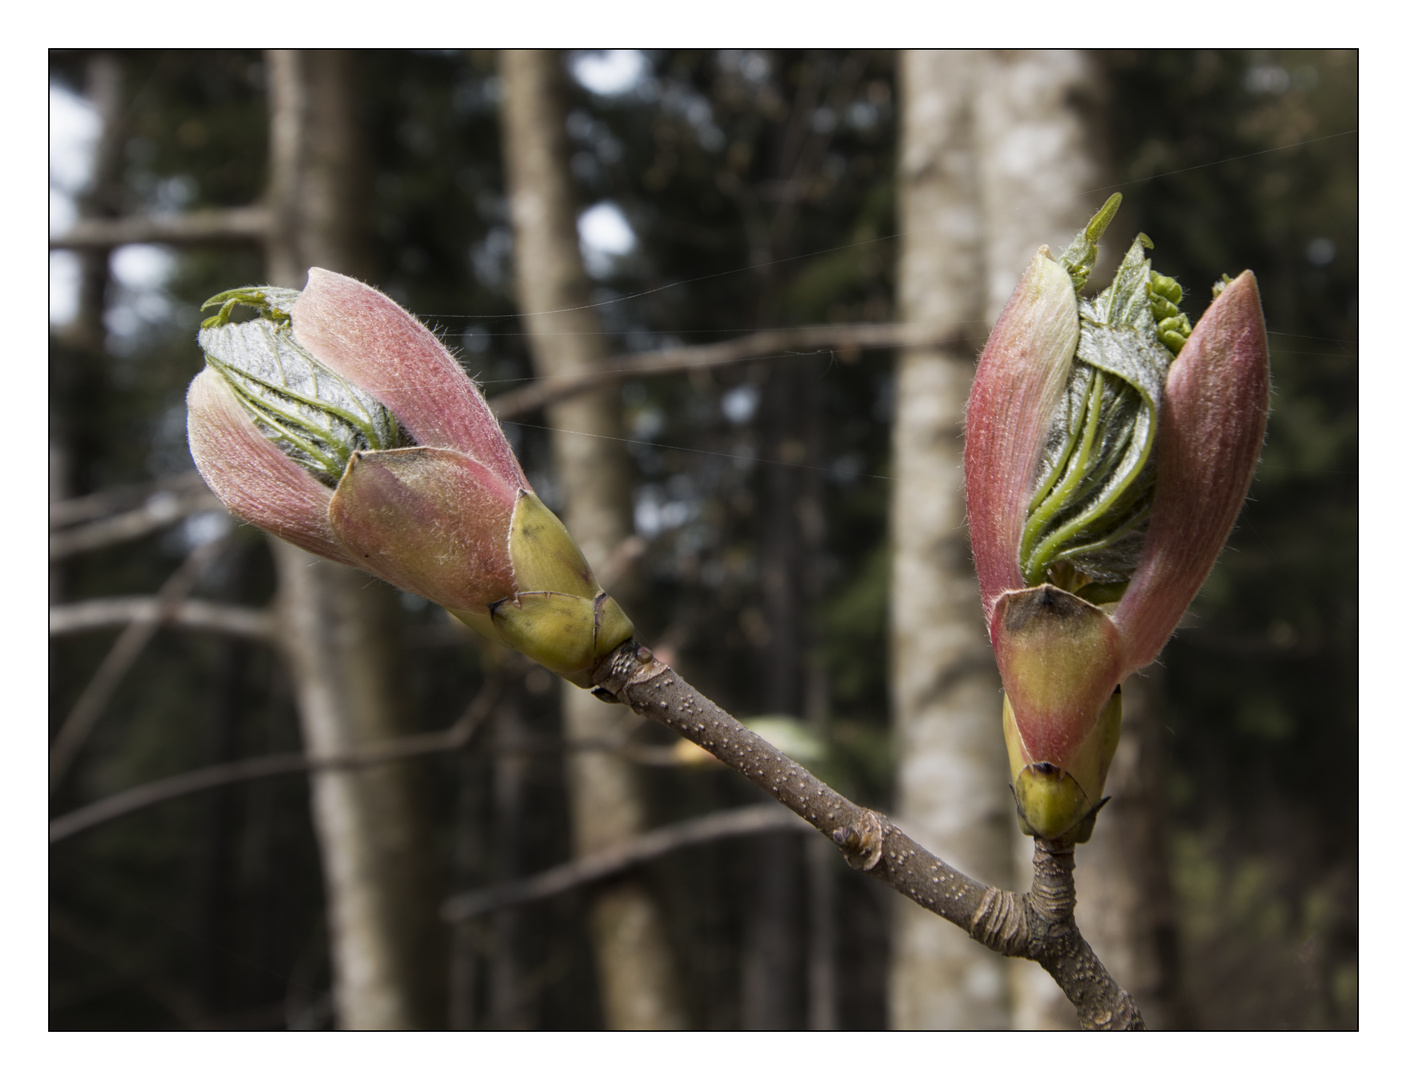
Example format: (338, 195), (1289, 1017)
(1024, 841), (1146, 1031)
(589, 639), (1145, 1031)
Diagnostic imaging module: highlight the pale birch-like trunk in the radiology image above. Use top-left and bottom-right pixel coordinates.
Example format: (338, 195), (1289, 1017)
(972, 51), (1110, 325)
(969, 48), (1121, 1030)
(888, 50), (1016, 1030)
(499, 48), (687, 1030)
(968, 49), (1188, 1029)
(265, 49), (445, 1031)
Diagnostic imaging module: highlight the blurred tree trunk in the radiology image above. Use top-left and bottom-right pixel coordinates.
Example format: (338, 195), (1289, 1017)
(50, 51), (123, 607)
(744, 366), (805, 1030)
(888, 49), (1015, 1030)
(1075, 668), (1193, 1030)
(448, 738), (485, 1030)
(744, 53), (863, 1029)
(748, 367), (834, 1030)
(966, 48), (1134, 1030)
(972, 51), (1110, 325)
(800, 372), (838, 1030)
(489, 686), (531, 1029)
(957, 49), (1188, 1029)
(500, 48), (688, 1031)
(264, 48), (446, 1031)
(193, 548), (251, 1018)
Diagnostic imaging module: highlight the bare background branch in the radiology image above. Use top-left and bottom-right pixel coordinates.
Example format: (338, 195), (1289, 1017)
(50, 687), (495, 844)
(49, 538), (227, 792)
(49, 206), (273, 250)
(50, 492), (225, 560)
(488, 322), (962, 419)
(443, 805), (812, 921)
(49, 598), (276, 642)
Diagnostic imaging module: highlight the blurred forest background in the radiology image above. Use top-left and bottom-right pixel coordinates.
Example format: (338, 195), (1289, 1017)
(49, 49), (1356, 1030)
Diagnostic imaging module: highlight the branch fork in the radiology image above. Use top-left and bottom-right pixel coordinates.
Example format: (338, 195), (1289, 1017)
(590, 639), (1145, 1031)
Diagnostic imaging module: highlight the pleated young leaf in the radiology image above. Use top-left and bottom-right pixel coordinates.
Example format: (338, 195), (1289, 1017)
(965, 196), (1270, 841)
(188, 269), (633, 687)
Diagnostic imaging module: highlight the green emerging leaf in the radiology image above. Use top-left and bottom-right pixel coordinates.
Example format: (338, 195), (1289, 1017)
(1022, 207), (1189, 589)
(198, 291), (408, 484)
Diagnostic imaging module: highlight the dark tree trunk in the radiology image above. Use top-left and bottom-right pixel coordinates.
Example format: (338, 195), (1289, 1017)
(264, 48), (446, 1031)
(1076, 668), (1193, 1030)
(50, 52), (123, 607)
(500, 48), (687, 1030)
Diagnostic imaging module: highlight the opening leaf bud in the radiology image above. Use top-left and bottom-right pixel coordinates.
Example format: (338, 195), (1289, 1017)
(965, 195), (1270, 841)
(187, 269), (634, 688)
